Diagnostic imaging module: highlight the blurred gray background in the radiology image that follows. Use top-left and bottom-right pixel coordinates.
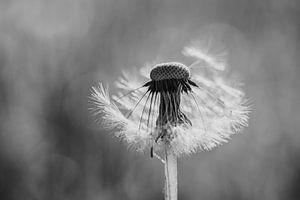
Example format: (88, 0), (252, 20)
(0, 0), (300, 200)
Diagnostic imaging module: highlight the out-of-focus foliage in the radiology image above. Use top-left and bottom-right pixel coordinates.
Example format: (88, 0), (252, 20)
(0, 0), (299, 200)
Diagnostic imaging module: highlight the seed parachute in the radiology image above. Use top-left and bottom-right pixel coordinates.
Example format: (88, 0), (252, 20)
(90, 46), (250, 157)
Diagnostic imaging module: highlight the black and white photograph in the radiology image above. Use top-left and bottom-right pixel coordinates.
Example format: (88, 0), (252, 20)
(0, 1), (299, 200)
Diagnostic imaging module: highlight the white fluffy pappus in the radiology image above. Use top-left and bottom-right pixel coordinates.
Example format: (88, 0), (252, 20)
(90, 45), (250, 157)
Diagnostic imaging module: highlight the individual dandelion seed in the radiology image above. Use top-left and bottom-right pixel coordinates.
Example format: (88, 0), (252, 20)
(90, 46), (250, 200)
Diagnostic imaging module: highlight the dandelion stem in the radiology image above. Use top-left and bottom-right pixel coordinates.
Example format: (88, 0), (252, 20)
(153, 151), (165, 164)
(164, 146), (177, 200)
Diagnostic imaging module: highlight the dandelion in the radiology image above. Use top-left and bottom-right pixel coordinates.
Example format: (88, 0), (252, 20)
(90, 44), (250, 200)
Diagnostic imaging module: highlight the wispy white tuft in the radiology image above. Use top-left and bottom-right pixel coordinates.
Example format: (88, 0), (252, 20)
(183, 46), (227, 71)
(90, 44), (250, 157)
(90, 84), (153, 152)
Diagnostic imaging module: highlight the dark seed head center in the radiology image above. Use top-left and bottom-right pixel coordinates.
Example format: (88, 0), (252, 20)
(150, 62), (190, 81)
(143, 62), (195, 147)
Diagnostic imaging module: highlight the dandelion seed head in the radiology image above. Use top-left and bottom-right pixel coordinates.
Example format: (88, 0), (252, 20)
(90, 44), (250, 157)
(150, 62), (190, 81)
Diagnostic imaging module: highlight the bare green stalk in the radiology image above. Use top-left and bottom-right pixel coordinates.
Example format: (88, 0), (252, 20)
(164, 146), (177, 200)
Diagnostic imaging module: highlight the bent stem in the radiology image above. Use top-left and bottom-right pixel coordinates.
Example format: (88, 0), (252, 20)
(164, 146), (177, 200)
